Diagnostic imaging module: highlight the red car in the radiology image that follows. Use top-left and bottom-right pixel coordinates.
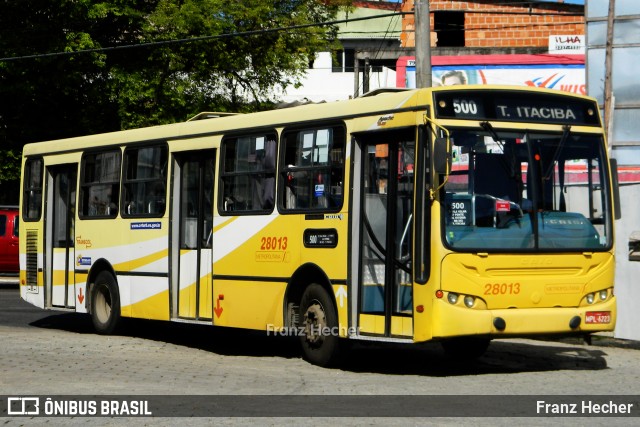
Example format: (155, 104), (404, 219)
(0, 206), (19, 274)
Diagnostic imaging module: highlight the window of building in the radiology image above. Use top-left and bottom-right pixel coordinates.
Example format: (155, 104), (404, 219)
(332, 49), (355, 72)
(22, 158), (43, 221)
(79, 150), (121, 218)
(434, 11), (465, 47)
(280, 125), (345, 211)
(220, 132), (277, 214)
(122, 145), (168, 217)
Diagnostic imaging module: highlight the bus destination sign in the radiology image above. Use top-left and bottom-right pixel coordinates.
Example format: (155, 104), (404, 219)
(494, 99), (582, 122)
(434, 90), (600, 126)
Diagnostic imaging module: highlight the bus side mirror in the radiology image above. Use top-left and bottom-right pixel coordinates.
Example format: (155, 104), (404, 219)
(434, 137), (452, 175)
(610, 158), (621, 220)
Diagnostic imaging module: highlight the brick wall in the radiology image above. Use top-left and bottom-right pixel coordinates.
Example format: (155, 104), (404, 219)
(401, 0), (584, 48)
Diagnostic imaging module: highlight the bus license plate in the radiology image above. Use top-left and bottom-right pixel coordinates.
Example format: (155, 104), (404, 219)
(585, 311), (611, 324)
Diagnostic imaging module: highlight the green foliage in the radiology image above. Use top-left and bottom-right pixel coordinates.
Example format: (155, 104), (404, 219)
(0, 0), (348, 187)
(0, 149), (22, 182)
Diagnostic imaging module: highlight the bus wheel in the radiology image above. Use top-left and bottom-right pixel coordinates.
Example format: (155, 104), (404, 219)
(299, 284), (341, 367)
(90, 271), (121, 335)
(441, 337), (490, 361)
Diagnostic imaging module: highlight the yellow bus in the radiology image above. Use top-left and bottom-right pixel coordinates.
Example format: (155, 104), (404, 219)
(19, 85), (620, 366)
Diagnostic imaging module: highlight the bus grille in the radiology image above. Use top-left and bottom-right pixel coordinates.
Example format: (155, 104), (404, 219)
(26, 231), (38, 291)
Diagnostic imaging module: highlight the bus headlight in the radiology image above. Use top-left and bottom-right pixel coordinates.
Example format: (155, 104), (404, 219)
(447, 292), (459, 305)
(599, 290), (608, 301)
(586, 293), (595, 304)
(464, 295), (475, 308)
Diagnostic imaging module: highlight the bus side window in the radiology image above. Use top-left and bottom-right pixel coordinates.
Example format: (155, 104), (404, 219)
(122, 145), (167, 217)
(285, 183), (296, 208)
(79, 150), (121, 219)
(280, 125), (345, 211)
(22, 158), (44, 221)
(146, 182), (166, 215)
(220, 133), (277, 214)
(252, 138), (276, 210)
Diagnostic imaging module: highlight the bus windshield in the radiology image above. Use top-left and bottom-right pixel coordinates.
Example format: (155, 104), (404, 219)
(442, 124), (612, 251)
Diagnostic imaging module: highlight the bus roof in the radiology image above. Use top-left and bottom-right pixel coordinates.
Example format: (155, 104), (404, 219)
(23, 88), (427, 156)
(22, 85), (598, 157)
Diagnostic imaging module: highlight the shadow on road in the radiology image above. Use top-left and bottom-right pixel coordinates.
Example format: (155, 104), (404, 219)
(30, 313), (301, 358)
(341, 339), (609, 376)
(29, 311), (611, 377)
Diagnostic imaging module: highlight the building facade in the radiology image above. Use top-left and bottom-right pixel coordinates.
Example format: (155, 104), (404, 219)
(401, 0), (584, 51)
(277, 1), (403, 103)
(587, 0), (640, 341)
(281, 1), (587, 102)
(397, 1), (587, 93)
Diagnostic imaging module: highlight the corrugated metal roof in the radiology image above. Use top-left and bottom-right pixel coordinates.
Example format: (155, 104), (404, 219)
(336, 6), (403, 40)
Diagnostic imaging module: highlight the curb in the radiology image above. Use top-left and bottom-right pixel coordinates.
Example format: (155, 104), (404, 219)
(541, 333), (640, 351)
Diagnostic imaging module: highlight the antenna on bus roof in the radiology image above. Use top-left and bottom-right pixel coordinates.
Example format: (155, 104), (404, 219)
(187, 112), (240, 121)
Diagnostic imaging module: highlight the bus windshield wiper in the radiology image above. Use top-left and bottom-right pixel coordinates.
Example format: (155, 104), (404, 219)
(479, 121), (504, 151)
(543, 125), (571, 180)
(480, 120), (518, 177)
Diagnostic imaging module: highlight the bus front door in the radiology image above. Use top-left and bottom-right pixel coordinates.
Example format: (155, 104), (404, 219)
(45, 164), (77, 309)
(356, 136), (414, 338)
(171, 151), (215, 321)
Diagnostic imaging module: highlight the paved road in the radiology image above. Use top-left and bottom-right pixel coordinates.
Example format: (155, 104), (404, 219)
(2, 283), (640, 426)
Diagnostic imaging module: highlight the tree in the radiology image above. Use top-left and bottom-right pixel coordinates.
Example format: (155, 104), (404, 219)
(115, 0), (350, 127)
(0, 0), (155, 192)
(0, 0), (350, 197)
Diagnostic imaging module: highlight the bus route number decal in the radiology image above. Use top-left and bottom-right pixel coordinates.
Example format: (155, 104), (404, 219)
(260, 236), (288, 250)
(448, 198), (472, 226)
(453, 99), (478, 115)
(484, 283), (520, 295)
(303, 229), (338, 248)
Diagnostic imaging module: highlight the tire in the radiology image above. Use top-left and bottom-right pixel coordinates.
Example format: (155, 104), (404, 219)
(90, 271), (121, 335)
(441, 337), (490, 361)
(298, 284), (342, 367)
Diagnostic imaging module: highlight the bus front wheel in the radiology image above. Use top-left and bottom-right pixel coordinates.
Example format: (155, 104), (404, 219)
(299, 284), (342, 367)
(90, 271), (121, 335)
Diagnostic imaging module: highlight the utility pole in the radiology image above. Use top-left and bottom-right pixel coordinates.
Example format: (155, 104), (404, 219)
(363, 57), (370, 94)
(414, 0), (432, 87)
(353, 56), (360, 98)
(603, 0), (615, 148)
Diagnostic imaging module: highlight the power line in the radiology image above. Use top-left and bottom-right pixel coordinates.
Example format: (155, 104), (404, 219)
(360, 1), (404, 94)
(0, 12), (407, 63)
(0, 6), (583, 63)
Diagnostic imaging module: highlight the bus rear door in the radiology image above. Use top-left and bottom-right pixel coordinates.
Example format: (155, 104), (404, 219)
(45, 164), (77, 309)
(171, 150), (216, 321)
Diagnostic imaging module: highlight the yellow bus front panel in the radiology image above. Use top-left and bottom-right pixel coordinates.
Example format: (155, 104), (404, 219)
(429, 252), (616, 339)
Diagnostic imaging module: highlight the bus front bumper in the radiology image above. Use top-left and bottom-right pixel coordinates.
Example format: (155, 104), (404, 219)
(430, 297), (617, 340)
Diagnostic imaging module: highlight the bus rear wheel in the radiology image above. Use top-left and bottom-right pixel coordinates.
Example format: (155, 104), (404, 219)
(90, 271), (121, 335)
(299, 284), (342, 367)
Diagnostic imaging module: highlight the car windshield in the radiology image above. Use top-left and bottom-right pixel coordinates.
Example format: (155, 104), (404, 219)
(442, 125), (612, 251)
